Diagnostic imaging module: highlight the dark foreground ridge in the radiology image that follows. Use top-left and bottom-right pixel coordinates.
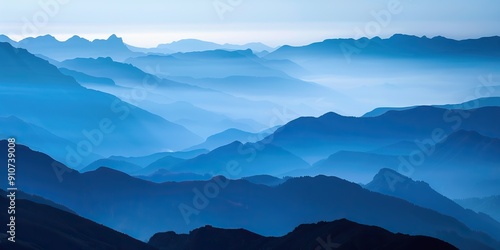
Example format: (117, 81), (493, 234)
(149, 219), (457, 250)
(0, 194), (155, 250)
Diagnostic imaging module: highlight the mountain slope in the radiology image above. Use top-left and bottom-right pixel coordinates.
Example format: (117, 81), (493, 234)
(57, 56), (284, 131)
(171, 141), (310, 177)
(149, 219), (457, 250)
(0, 42), (201, 167)
(307, 150), (401, 183)
(126, 50), (289, 78)
(59, 67), (116, 86)
(81, 159), (143, 174)
(366, 168), (500, 241)
(0, 116), (103, 167)
(136, 156), (186, 176)
(456, 196), (500, 223)
(0, 195), (156, 250)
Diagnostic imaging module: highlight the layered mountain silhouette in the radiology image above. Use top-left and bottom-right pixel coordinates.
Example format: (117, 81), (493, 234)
(363, 97), (500, 117)
(125, 50), (298, 78)
(170, 141), (310, 177)
(149, 219), (457, 250)
(59, 67), (116, 86)
(263, 106), (500, 163)
(299, 129), (500, 198)
(0, 189), (75, 214)
(81, 158), (143, 174)
(366, 168), (500, 241)
(127, 38), (274, 54)
(2, 32), (499, 250)
(0, 116), (103, 167)
(137, 170), (212, 183)
(2, 34), (142, 61)
(82, 149), (214, 176)
(169, 75), (351, 116)
(0, 43), (201, 167)
(267, 35), (500, 62)
(146, 102), (266, 138)
(241, 175), (289, 186)
(108, 149), (208, 168)
(187, 127), (278, 151)
(135, 156), (186, 176)
(1, 141), (497, 249)
(306, 151), (400, 183)
(456, 196), (500, 223)
(56, 56), (283, 136)
(0, 193), (155, 250)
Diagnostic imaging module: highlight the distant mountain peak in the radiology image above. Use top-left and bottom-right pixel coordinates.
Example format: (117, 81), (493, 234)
(96, 56), (114, 62)
(107, 34), (121, 41)
(372, 168), (411, 184)
(317, 111), (346, 120)
(66, 35), (87, 42)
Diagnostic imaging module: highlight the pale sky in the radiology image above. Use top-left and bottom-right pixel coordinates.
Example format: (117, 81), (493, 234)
(1, 0), (499, 47)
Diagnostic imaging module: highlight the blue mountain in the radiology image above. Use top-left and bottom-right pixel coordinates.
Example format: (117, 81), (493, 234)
(59, 67), (116, 86)
(129, 38), (274, 53)
(135, 156), (186, 176)
(456, 196), (500, 223)
(0, 34), (15, 44)
(0, 189), (75, 214)
(172, 76), (348, 103)
(366, 168), (500, 241)
(81, 158), (143, 174)
(241, 175), (289, 186)
(108, 149), (209, 168)
(5, 34), (142, 61)
(149, 101), (266, 138)
(267, 35), (500, 61)
(262, 106), (500, 163)
(125, 50), (291, 78)
(0, 116), (102, 167)
(187, 127), (278, 151)
(171, 141), (310, 177)
(136, 169), (212, 183)
(363, 97), (500, 117)
(299, 129), (500, 198)
(306, 151), (400, 183)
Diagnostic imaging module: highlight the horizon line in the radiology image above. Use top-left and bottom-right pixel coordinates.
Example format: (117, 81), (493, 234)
(2, 33), (499, 49)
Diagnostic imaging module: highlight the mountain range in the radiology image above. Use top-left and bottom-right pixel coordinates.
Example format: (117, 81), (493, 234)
(1, 34), (142, 61)
(267, 35), (500, 62)
(149, 219), (457, 250)
(363, 97), (500, 117)
(0, 42), (202, 167)
(262, 106), (500, 163)
(300, 129), (500, 198)
(1, 141), (497, 249)
(127, 38), (274, 54)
